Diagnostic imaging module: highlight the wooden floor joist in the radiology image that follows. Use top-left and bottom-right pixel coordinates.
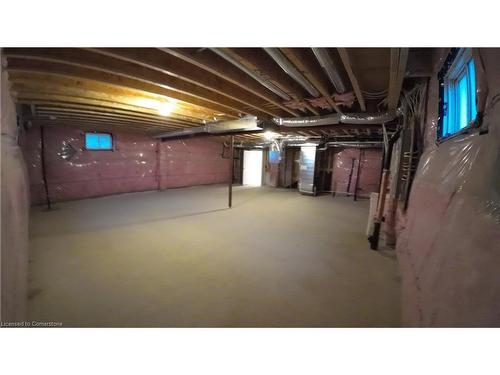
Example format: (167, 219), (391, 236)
(337, 48), (366, 112)
(4, 47), (406, 141)
(388, 48), (409, 110)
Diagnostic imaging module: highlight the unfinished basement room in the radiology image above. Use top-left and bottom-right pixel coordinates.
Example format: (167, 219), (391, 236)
(1, 47), (499, 328)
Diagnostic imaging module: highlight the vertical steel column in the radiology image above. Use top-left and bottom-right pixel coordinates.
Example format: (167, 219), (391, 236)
(40, 125), (52, 210)
(156, 139), (161, 191)
(228, 135), (234, 208)
(346, 158), (355, 195)
(354, 148), (363, 201)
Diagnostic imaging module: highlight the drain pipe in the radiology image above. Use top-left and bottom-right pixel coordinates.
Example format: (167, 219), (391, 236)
(40, 125), (52, 210)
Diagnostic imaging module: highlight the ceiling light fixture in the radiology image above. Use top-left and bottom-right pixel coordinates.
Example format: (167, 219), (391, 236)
(264, 130), (278, 140)
(157, 100), (176, 117)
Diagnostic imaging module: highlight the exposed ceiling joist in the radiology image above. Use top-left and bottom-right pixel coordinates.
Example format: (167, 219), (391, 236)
(34, 112), (181, 131)
(19, 100), (198, 126)
(337, 48), (367, 112)
(4, 47), (412, 141)
(9, 71), (221, 121)
(280, 48), (341, 114)
(34, 108), (187, 129)
(221, 48), (320, 116)
(160, 48), (300, 117)
(13, 91), (204, 124)
(388, 48), (409, 110)
(311, 48), (346, 94)
(5, 57), (241, 118)
(264, 48), (320, 98)
(89, 48), (285, 118)
(4, 49), (264, 118)
(31, 119), (168, 135)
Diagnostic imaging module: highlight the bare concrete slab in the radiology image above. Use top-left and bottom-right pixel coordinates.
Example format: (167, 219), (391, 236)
(28, 185), (400, 327)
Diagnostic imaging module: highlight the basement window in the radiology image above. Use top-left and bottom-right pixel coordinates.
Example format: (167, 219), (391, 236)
(438, 48), (477, 140)
(85, 132), (113, 150)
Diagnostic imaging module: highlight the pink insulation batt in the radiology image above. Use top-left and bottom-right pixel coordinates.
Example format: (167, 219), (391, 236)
(21, 125), (231, 205)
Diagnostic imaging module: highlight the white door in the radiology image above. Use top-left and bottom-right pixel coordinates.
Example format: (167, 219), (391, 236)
(243, 150), (263, 186)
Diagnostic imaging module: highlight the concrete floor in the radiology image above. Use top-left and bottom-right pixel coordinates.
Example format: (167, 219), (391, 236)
(28, 185), (401, 327)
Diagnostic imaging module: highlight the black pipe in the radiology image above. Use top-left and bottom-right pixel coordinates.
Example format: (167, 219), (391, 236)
(228, 135), (234, 208)
(346, 158), (355, 196)
(40, 125), (52, 210)
(354, 149), (362, 201)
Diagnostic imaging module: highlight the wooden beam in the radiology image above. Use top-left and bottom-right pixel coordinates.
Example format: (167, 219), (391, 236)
(161, 48), (299, 117)
(13, 91), (203, 124)
(34, 106), (190, 128)
(223, 48), (320, 116)
(9, 71), (227, 122)
(33, 113), (179, 131)
(280, 48), (341, 113)
(88, 48), (286, 118)
(3, 49), (269, 118)
(31, 119), (164, 135)
(337, 48), (366, 112)
(34, 110), (186, 130)
(6, 56), (240, 118)
(32, 102), (197, 125)
(18, 100), (198, 128)
(388, 48), (409, 110)
(11, 81), (207, 124)
(36, 117), (177, 133)
(32, 117), (175, 132)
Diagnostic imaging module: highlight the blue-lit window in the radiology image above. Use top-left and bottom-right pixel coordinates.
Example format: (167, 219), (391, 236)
(440, 49), (477, 139)
(85, 132), (113, 150)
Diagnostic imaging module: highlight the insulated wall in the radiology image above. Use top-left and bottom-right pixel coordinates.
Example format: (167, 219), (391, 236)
(1, 57), (30, 322)
(396, 49), (500, 326)
(21, 124), (231, 205)
(331, 148), (382, 198)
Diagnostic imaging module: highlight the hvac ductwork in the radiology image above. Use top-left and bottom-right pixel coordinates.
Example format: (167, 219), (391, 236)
(153, 116), (262, 139)
(210, 48), (292, 101)
(311, 48), (347, 94)
(318, 142), (383, 150)
(264, 48), (320, 97)
(273, 111), (399, 127)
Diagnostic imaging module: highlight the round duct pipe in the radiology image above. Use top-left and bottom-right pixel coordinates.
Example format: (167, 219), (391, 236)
(273, 111), (399, 127)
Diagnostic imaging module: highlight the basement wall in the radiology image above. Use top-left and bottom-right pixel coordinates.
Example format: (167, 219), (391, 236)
(396, 49), (500, 326)
(21, 124), (231, 205)
(264, 150), (280, 187)
(331, 148), (382, 198)
(1, 55), (30, 322)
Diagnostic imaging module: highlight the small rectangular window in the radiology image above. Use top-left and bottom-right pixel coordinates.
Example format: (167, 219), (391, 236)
(438, 48), (477, 140)
(85, 132), (113, 150)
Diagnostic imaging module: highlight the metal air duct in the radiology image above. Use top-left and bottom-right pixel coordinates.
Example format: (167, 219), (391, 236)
(210, 48), (292, 101)
(311, 48), (347, 93)
(273, 111), (398, 127)
(153, 116), (262, 139)
(264, 48), (320, 97)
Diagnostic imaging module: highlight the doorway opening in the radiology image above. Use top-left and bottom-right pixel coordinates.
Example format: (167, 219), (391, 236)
(243, 150), (263, 186)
